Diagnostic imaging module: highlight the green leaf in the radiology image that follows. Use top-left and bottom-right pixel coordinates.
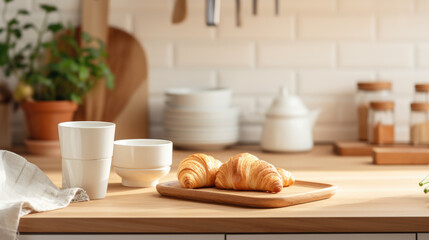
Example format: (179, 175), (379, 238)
(0, 28), (3, 34)
(82, 32), (92, 43)
(78, 65), (89, 81)
(40, 4), (57, 13)
(0, 43), (9, 66)
(47, 23), (63, 33)
(17, 9), (29, 15)
(4, 0), (13, 3)
(12, 29), (21, 38)
(23, 23), (35, 30)
(7, 19), (18, 27)
(70, 93), (82, 104)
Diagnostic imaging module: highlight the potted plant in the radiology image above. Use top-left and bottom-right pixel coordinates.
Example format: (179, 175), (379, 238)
(11, 3), (114, 152)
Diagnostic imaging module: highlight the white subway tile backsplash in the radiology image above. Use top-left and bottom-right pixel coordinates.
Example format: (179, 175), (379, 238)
(417, 44), (429, 67)
(339, 43), (414, 68)
(298, 70), (375, 95)
(149, 69), (217, 94)
(301, 97), (339, 124)
(134, 12), (215, 40)
(416, 0), (429, 13)
(378, 71), (429, 95)
(35, 0), (80, 11)
(0, 0), (31, 11)
(110, 0), (171, 13)
(282, 0), (336, 13)
(298, 15), (375, 40)
(140, 41), (173, 68)
(395, 97), (413, 125)
(218, 15), (294, 40)
(379, 16), (429, 40)
(109, 13), (133, 33)
(148, 96), (165, 124)
(176, 42), (254, 67)
(258, 42), (335, 67)
(338, 0), (413, 13)
(218, 70), (296, 95)
(339, 99), (358, 124)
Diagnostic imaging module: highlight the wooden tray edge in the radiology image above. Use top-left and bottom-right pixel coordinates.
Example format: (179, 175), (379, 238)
(156, 180), (337, 208)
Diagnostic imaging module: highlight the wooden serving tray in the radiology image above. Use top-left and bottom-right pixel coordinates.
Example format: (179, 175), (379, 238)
(373, 148), (429, 165)
(156, 180), (337, 208)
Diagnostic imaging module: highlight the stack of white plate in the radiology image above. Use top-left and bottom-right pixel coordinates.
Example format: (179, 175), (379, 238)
(163, 88), (239, 150)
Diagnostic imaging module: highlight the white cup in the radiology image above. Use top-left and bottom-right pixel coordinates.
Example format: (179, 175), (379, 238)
(58, 121), (115, 199)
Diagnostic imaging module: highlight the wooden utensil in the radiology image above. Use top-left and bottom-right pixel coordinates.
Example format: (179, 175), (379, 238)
(80, 0), (109, 121)
(157, 180), (337, 208)
(172, 0), (187, 24)
(103, 27), (149, 139)
(373, 148), (429, 165)
(236, 0), (241, 27)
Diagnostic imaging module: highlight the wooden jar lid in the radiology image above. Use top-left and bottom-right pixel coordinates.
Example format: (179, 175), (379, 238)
(411, 102), (429, 111)
(370, 101), (395, 110)
(357, 82), (392, 91)
(415, 84), (429, 92)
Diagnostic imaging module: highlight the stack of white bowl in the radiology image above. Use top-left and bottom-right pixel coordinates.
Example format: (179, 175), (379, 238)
(163, 88), (239, 150)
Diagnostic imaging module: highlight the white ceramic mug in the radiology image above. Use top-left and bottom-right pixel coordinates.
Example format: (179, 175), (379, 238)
(58, 121), (115, 199)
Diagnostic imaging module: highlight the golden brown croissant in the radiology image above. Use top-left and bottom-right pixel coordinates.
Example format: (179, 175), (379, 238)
(276, 168), (295, 187)
(215, 153), (283, 193)
(177, 153), (222, 189)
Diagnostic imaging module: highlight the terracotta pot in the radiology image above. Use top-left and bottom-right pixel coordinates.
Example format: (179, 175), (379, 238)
(21, 101), (78, 141)
(0, 102), (12, 148)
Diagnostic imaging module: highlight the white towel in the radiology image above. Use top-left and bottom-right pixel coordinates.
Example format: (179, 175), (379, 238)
(0, 150), (89, 240)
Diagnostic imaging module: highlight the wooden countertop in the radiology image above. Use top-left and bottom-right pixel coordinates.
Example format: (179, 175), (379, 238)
(18, 145), (429, 233)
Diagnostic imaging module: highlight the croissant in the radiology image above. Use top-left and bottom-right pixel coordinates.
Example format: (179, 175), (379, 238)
(177, 153), (222, 189)
(215, 153), (283, 193)
(277, 168), (295, 187)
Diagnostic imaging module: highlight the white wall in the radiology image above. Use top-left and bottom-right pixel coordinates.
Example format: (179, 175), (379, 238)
(11, 0), (429, 143)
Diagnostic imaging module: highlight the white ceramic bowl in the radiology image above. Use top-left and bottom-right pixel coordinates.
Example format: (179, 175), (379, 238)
(164, 106), (239, 119)
(113, 139), (172, 169)
(165, 87), (231, 109)
(114, 166), (171, 188)
(165, 128), (239, 140)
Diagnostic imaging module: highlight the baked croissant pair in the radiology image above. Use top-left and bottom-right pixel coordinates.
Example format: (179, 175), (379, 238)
(177, 153), (295, 193)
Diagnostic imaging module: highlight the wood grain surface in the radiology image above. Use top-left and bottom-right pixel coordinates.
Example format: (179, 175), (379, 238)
(156, 180), (336, 208)
(17, 145), (429, 233)
(334, 141), (425, 156)
(373, 148), (429, 165)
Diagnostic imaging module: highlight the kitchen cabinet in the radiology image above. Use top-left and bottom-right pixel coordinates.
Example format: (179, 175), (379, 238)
(19, 234), (225, 240)
(227, 234), (416, 240)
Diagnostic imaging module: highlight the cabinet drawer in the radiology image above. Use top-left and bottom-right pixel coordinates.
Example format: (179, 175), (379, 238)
(227, 234), (416, 240)
(20, 234), (225, 240)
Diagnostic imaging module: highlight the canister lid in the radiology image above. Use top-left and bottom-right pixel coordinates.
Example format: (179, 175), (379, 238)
(357, 81), (392, 91)
(370, 101), (395, 110)
(415, 83), (429, 92)
(411, 102), (429, 111)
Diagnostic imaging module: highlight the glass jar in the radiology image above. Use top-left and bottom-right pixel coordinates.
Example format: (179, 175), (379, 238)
(356, 81), (392, 141)
(368, 101), (395, 145)
(410, 102), (429, 145)
(414, 84), (429, 102)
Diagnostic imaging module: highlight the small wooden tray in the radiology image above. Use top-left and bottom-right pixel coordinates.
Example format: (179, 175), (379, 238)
(334, 141), (425, 156)
(373, 148), (429, 165)
(156, 180), (337, 208)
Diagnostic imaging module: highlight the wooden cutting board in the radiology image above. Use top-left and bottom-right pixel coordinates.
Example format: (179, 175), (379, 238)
(333, 141), (426, 156)
(156, 180), (337, 208)
(373, 148), (429, 165)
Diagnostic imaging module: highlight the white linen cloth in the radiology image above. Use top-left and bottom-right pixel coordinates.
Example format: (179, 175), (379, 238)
(0, 150), (89, 240)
